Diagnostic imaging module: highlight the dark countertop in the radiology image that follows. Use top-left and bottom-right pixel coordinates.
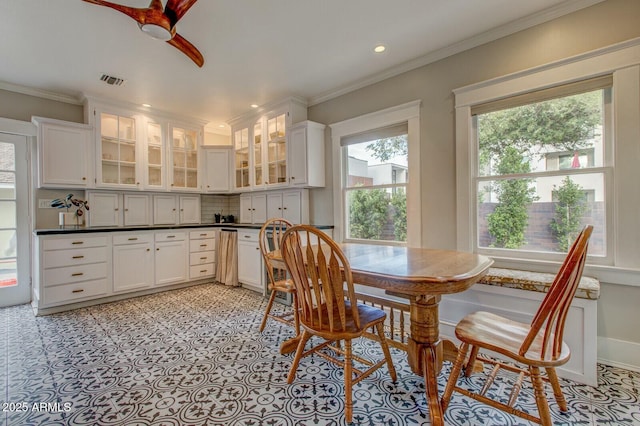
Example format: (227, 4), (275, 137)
(34, 223), (334, 235)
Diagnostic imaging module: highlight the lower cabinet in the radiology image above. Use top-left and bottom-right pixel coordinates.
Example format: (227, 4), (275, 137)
(112, 233), (154, 292)
(237, 230), (263, 294)
(154, 231), (188, 286)
(189, 229), (216, 280)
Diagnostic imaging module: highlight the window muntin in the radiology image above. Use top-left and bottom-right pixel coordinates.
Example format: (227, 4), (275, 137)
(475, 89), (608, 256)
(344, 134), (408, 243)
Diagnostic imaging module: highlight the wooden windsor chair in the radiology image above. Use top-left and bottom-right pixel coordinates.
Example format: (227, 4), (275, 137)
(280, 224), (397, 424)
(440, 225), (593, 426)
(258, 218), (299, 336)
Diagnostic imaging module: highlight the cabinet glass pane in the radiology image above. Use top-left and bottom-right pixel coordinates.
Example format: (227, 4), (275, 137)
(173, 151), (185, 168)
(173, 168), (185, 187)
(100, 112), (137, 185)
(148, 146), (161, 166)
(101, 113), (118, 139)
(186, 170), (197, 188)
(149, 167), (162, 186)
(119, 117), (135, 141)
(120, 164), (136, 185)
(186, 152), (197, 169)
(185, 130), (197, 151)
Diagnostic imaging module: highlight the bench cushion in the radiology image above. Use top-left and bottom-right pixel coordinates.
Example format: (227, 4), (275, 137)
(478, 267), (600, 300)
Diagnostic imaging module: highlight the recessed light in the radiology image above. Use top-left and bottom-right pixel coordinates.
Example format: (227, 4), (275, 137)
(374, 45), (386, 53)
(250, 104), (259, 108)
(218, 124), (226, 128)
(142, 103), (151, 108)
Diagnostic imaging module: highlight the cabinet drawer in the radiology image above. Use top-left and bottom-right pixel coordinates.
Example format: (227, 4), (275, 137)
(190, 264), (215, 279)
(43, 279), (109, 306)
(43, 246), (108, 268)
(189, 250), (215, 265)
(189, 238), (215, 252)
(43, 236), (108, 250)
(43, 263), (108, 287)
(190, 230), (216, 240)
(113, 233), (153, 245)
(238, 231), (258, 242)
(155, 231), (187, 242)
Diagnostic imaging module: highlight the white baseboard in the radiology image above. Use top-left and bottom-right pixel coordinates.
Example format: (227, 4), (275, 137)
(597, 336), (640, 373)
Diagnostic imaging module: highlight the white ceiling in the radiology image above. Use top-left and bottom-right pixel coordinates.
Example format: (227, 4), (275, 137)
(0, 0), (601, 134)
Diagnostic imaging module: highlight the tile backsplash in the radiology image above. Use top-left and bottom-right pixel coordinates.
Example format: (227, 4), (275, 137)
(201, 194), (240, 223)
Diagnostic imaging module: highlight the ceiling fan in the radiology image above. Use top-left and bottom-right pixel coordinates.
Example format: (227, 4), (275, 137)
(83, 0), (204, 67)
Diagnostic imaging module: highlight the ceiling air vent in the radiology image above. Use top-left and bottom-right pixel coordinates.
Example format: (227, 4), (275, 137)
(99, 74), (126, 86)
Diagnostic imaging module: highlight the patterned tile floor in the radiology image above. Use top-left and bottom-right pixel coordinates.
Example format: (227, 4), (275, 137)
(1, 283), (639, 425)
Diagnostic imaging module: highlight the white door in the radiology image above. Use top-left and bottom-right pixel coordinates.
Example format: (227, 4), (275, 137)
(0, 133), (30, 307)
(87, 192), (121, 227)
(266, 192), (283, 219)
(153, 195), (177, 225)
(124, 194), (151, 226)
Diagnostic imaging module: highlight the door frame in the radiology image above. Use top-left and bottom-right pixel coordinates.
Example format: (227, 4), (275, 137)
(0, 117), (35, 307)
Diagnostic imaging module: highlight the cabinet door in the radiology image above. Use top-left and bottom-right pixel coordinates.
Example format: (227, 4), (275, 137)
(179, 196), (201, 224)
(265, 113), (287, 187)
(237, 240), (262, 291)
(289, 121), (326, 187)
(36, 119), (92, 188)
(282, 191), (302, 224)
(155, 240), (187, 286)
(96, 111), (140, 188)
(153, 195), (178, 225)
(124, 194), (151, 226)
(113, 242), (153, 292)
(203, 148), (230, 192)
(266, 192), (283, 220)
(170, 125), (199, 191)
(87, 192), (121, 227)
(239, 195), (252, 224)
(145, 118), (166, 190)
(289, 125), (307, 186)
(251, 194), (267, 224)
(234, 127), (250, 189)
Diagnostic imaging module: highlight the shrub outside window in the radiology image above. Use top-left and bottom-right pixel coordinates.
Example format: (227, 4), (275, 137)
(475, 88), (608, 256)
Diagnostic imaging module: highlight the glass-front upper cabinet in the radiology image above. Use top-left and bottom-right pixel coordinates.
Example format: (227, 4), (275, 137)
(170, 125), (199, 191)
(145, 119), (165, 189)
(253, 121), (263, 187)
(266, 113), (287, 185)
(98, 112), (139, 187)
(234, 127), (250, 189)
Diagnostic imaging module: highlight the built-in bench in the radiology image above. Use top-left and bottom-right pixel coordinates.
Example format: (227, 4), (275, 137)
(355, 268), (600, 386)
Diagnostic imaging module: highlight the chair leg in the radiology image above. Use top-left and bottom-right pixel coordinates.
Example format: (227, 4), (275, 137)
(375, 322), (397, 381)
(546, 367), (568, 412)
(530, 366), (553, 426)
(464, 345), (480, 377)
(344, 338), (353, 424)
(286, 329), (311, 384)
(441, 342), (469, 412)
(259, 289), (278, 332)
(291, 292), (300, 336)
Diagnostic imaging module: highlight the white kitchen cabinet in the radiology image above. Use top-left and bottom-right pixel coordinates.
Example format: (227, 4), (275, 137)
(154, 231), (188, 286)
(112, 233), (154, 292)
(230, 97), (307, 191)
(239, 193), (266, 224)
(87, 191), (121, 227)
(33, 117), (93, 189)
(189, 229), (215, 280)
(179, 195), (201, 224)
(237, 230), (263, 294)
(123, 194), (151, 226)
(94, 108), (142, 189)
(35, 234), (110, 308)
(202, 147), (231, 192)
(289, 121), (326, 187)
(152, 194), (178, 225)
(144, 117), (167, 191)
(169, 124), (200, 192)
(265, 189), (308, 224)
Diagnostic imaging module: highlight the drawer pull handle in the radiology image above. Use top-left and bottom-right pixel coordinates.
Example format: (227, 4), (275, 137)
(200, 256), (207, 260)
(71, 241), (84, 245)
(200, 244), (207, 247)
(72, 255), (84, 259)
(200, 269), (207, 273)
(71, 272), (84, 277)
(200, 233), (207, 236)
(244, 235), (251, 239)
(72, 289), (84, 294)
(128, 237), (138, 241)
(166, 235), (176, 239)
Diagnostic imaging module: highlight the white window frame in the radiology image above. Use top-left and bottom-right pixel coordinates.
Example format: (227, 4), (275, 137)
(454, 39), (640, 284)
(330, 101), (422, 247)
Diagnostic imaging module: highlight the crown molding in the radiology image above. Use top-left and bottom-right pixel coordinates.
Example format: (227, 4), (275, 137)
(308, 0), (606, 106)
(0, 81), (83, 105)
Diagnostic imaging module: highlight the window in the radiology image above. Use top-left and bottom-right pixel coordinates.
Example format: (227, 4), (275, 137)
(330, 101), (421, 247)
(344, 128), (408, 242)
(475, 87), (609, 256)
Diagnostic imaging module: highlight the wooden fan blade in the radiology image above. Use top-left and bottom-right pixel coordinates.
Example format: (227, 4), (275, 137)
(167, 33), (204, 67)
(82, 0), (146, 25)
(165, 0), (199, 26)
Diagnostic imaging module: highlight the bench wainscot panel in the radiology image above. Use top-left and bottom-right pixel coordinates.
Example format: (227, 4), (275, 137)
(440, 267), (599, 386)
